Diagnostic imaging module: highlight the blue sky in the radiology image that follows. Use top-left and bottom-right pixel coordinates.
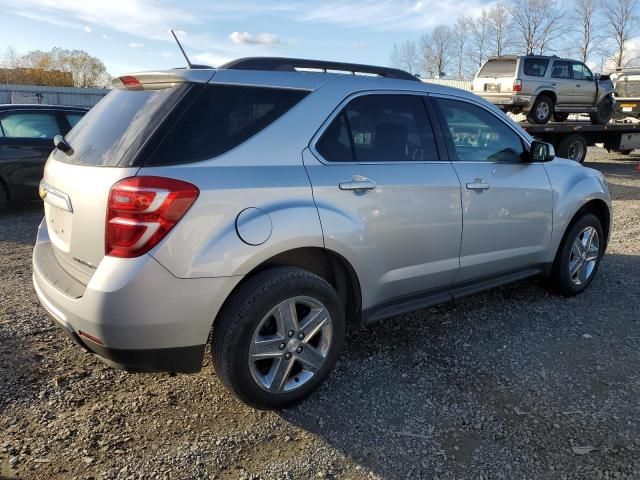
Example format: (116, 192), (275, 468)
(0, 0), (493, 76)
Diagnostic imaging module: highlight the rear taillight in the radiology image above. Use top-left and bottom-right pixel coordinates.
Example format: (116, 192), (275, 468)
(513, 79), (522, 92)
(106, 176), (199, 258)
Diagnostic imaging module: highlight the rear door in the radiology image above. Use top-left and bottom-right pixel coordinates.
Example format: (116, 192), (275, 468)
(304, 92), (462, 309)
(0, 109), (63, 199)
(571, 62), (597, 106)
(433, 96), (553, 283)
(550, 60), (574, 106)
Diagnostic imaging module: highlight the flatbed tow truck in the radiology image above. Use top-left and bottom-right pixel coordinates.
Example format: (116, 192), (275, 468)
(519, 120), (640, 163)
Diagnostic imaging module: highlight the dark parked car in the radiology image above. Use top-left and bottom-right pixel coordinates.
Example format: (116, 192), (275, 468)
(0, 104), (87, 209)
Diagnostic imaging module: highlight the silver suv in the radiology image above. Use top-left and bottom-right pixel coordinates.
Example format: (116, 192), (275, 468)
(473, 55), (615, 125)
(33, 58), (612, 408)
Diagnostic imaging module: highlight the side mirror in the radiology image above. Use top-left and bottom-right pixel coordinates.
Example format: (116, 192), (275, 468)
(595, 72), (601, 81)
(530, 140), (555, 162)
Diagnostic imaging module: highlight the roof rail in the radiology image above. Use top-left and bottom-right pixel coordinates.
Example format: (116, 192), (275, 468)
(218, 57), (420, 81)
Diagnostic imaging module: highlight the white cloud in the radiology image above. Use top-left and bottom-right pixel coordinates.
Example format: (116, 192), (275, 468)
(229, 31), (279, 46)
(191, 52), (233, 68)
(101, 33), (112, 40)
(352, 41), (368, 49)
(83, 25), (92, 33)
(128, 42), (144, 48)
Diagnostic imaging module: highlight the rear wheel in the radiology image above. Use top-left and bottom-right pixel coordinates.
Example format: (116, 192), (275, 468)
(212, 267), (345, 409)
(590, 96), (613, 124)
(548, 214), (604, 296)
(527, 95), (554, 124)
(552, 112), (569, 122)
(556, 134), (588, 163)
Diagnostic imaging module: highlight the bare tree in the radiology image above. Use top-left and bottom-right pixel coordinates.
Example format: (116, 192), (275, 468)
(419, 25), (454, 78)
(469, 9), (491, 69)
(390, 40), (420, 75)
(451, 16), (472, 79)
(601, 0), (638, 68)
(571, 0), (601, 62)
(509, 0), (564, 55)
(488, 2), (512, 56)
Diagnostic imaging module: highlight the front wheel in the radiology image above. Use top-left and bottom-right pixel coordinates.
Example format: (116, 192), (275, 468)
(212, 267), (345, 409)
(590, 97), (613, 124)
(547, 214), (604, 296)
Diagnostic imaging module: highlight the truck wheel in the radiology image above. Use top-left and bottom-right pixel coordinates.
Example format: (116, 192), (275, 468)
(590, 97), (613, 124)
(552, 112), (569, 122)
(527, 95), (553, 124)
(547, 214), (604, 297)
(556, 134), (587, 163)
(212, 267), (345, 409)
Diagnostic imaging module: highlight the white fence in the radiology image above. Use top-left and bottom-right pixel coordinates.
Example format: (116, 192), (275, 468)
(0, 84), (109, 107)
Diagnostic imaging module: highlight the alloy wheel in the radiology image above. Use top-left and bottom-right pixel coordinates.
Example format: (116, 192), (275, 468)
(248, 296), (333, 393)
(568, 226), (600, 286)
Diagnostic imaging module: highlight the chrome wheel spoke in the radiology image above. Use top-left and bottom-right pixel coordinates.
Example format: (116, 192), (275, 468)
(298, 308), (329, 341)
(568, 226), (600, 286)
(267, 356), (295, 392)
(569, 258), (582, 277)
(296, 345), (325, 372)
(250, 337), (285, 360)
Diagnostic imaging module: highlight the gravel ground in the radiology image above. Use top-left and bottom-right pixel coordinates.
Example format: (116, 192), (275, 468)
(1, 148), (639, 480)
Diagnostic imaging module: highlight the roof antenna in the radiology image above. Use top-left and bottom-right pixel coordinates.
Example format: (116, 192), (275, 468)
(170, 29), (192, 69)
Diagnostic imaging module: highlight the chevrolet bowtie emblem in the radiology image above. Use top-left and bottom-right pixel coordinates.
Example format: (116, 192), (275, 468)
(39, 183), (47, 200)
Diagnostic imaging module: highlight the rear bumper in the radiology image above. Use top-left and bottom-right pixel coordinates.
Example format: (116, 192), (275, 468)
(479, 93), (532, 109)
(32, 217), (242, 373)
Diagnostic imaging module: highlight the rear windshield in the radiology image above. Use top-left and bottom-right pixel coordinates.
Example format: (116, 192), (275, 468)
(477, 59), (517, 78)
(147, 85), (309, 165)
(53, 85), (186, 166)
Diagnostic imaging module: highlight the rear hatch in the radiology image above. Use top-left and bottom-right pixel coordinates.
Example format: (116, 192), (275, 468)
(473, 58), (518, 94)
(41, 73), (200, 284)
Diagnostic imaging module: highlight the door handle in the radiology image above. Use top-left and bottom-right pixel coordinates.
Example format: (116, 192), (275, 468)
(339, 177), (377, 191)
(466, 181), (490, 190)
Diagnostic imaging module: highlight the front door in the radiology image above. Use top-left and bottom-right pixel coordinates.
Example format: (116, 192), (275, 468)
(433, 96), (553, 283)
(304, 93), (463, 309)
(571, 62), (597, 106)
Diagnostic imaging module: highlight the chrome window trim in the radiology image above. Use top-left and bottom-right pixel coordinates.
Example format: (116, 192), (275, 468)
(309, 89), (445, 166)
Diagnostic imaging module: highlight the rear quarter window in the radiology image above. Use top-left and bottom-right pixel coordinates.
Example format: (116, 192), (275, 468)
(523, 58), (550, 77)
(147, 85), (309, 165)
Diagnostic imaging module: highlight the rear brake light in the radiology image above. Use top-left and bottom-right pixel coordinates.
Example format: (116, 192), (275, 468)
(119, 75), (143, 90)
(106, 176), (199, 258)
(513, 79), (522, 92)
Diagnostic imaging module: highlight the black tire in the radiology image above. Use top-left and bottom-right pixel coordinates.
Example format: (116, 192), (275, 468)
(527, 95), (554, 124)
(0, 183), (7, 211)
(552, 112), (569, 122)
(590, 96), (613, 124)
(212, 267), (345, 409)
(556, 134), (588, 163)
(547, 213), (604, 297)
(617, 149), (633, 155)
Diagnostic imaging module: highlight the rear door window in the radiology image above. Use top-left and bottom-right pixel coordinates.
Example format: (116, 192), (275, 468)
(316, 94), (439, 163)
(148, 85), (309, 165)
(551, 61), (571, 79)
(523, 58), (550, 77)
(0, 112), (61, 139)
(477, 59), (517, 78)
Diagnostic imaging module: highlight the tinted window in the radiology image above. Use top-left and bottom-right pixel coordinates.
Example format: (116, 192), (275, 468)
(65, 113), (84, 129)
(436, 98), (525, 163)
(317, 95), (438, 162)
(551, 61), (571, 79)
(316, 112), (354, 162)
(523, 58), (549, 77)
(477, 59), (517, 78)
(0, 112), (61, 139)
(54, 85), (184, 166)
(572, 62), (593, 81)
(150, 85), (308, 165)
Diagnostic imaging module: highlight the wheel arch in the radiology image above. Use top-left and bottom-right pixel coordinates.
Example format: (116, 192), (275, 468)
(214, 247), (363, 333)
(534, 89), (557, 106)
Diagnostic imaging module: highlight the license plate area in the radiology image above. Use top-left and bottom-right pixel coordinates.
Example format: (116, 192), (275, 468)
(45, 203), (73, 252)
(486, 83), (500, 92)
